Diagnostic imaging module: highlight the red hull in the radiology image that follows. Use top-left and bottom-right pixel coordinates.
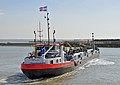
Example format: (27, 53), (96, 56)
(21, 62), (75, 79)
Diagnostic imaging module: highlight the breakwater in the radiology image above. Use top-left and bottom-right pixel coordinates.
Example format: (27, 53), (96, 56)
(0, 39), (120, 47)
(94, 39), (120, 47)
(64, 39), (120, 48)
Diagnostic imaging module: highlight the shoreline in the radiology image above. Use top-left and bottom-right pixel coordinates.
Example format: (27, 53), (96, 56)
(0, 42), (34, 46)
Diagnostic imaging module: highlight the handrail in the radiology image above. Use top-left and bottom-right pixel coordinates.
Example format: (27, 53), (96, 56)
(66, 42), (72, 49)
(42, 46), (53, 58)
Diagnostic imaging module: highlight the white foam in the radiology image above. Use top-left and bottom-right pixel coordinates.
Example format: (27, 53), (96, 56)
(0, 79), (7, 83)
(84, 58), (99, 67)
(78, 66), (85, 70)
(27, 81), (40, 84)
(85, 58), (115, 67)
(22, 78), (42, 83)
(95, 59), (115, 65)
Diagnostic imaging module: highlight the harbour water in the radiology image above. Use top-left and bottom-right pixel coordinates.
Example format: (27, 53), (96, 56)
(0, 46), (120, 85)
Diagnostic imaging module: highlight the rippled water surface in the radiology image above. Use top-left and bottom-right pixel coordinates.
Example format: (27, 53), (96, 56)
(0, 47), (120, 85)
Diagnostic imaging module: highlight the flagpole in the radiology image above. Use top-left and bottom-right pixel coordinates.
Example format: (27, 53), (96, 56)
(40, 6), (50, 44)
(46, 6), (50, 44)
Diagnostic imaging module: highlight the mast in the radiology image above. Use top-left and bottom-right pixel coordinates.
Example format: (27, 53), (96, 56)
(39, 6), (50, 44)
(34, 31), (38, 58)
(45, 12), (50, 44)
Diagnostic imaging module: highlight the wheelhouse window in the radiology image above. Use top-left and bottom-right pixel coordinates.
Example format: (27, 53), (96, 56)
(51, 46), (55, 50)
(60, 59), (61, 62)
(50, 60), (53, 64)
(36, 46), (43, 50)
(55, 46), (59, 50)
(56, 59), (58, 63)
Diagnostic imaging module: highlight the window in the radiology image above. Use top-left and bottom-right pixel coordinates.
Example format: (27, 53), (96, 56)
(56, 59), (58, 63)
(78, 55), (80, 58)
(60, 59), (61, 62)
(55, 46), (59, 50)
(51, 46), (55, 50)
(50, 60), (53, 64)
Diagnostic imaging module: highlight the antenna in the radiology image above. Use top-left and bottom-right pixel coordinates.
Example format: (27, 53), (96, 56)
(92, 33), (95, 50)
(53, 30), (56, 43)
(38, 21), (43, 43)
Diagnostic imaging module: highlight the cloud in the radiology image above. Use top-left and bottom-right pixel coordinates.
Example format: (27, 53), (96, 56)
(0, 10), (5, 15)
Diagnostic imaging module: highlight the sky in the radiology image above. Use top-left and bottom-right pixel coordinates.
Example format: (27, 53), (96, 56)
(0, 0), (120, 39)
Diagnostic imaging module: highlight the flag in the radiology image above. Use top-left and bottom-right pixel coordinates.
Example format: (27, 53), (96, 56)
(39, 6), (47, 12)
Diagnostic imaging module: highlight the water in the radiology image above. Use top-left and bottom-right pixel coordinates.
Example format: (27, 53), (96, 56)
(0, 47), (120, 85)
(0, 46), (34, 84)
(0, 39), (32, 43)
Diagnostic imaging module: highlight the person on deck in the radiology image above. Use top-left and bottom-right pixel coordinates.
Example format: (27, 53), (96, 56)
(38, 47), (46, 56)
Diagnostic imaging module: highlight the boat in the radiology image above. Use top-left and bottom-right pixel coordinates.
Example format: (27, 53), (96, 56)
(21, 10), (100, 79)
(21, 43), (100, 79)
(21, 42), (100, 79)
